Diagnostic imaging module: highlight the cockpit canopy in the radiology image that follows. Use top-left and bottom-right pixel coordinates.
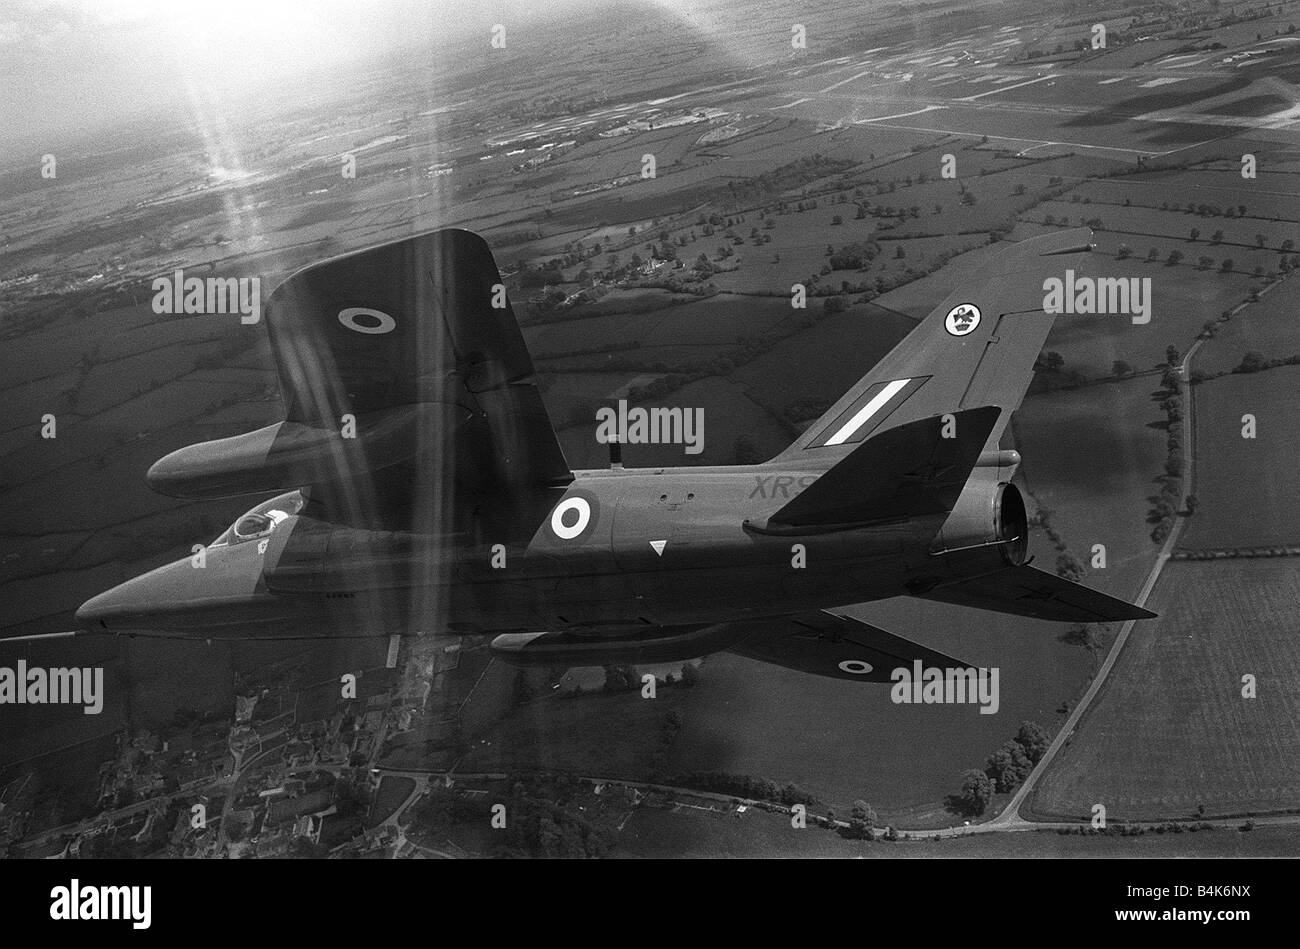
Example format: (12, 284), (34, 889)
(210, 490), (305, 547)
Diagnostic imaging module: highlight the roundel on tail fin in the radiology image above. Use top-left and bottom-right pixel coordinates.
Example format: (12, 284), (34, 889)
(338, 307), (397, 335)
(944, 303), (981, 336)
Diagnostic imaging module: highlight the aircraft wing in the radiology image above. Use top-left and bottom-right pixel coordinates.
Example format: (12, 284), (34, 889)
(490, 610), (969, 682)
(728, 610), (973, 683)
(147, 229), (571, 531)
(911, 562), (1156, 623)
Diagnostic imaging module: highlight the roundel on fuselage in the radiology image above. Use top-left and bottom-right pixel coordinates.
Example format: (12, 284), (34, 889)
(548, 490), (599, 543)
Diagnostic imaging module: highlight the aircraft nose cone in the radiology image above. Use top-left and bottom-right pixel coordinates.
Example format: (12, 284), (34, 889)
(75, 586), (126, 629)
(74, 536), (294, 635)
(75, 547), (249, 632)
(75, 563), (181, 631)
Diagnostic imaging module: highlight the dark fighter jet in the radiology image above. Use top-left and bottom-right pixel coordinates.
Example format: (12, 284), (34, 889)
(71, 226), (1152, 681)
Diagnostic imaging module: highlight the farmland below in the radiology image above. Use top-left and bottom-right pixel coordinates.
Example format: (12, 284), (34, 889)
(1030, 560), (1300, 821)
(4, 0), (1300, 854)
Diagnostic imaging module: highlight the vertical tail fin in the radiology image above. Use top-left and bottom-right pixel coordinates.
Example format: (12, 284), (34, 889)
(776, 228), (1094, 464)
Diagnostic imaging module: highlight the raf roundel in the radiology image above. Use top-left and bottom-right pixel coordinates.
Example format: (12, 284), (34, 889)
(944, 303), (981, 337)
(837, 659), (873, 675)
(338, 306), (397, 335)
(550, 497), (593, 540)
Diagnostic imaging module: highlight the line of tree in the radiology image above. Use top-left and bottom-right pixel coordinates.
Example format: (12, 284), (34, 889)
(1150, 366), (1184, 544)
(670, 771), (820, 808)
(949, 721), (1050, 817)
(839, 800), (876, 840)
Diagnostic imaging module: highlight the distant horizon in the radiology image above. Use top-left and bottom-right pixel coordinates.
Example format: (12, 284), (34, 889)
(0, 0), (652, 161)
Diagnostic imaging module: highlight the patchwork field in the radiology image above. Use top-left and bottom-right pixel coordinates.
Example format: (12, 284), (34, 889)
(1193, 277), (1300, 375)
(1180, 365), (1300, 549)
(5, 0), (1299, 857)
(617, 807), (1300, 858)
(659, 568), (1096, 825)
(1012, 375), (1169, 601)
(730, 302), (917, 410)
(1030, 560), (1300, 820)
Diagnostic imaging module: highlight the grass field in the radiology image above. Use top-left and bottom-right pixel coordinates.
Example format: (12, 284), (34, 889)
(1193, 279), (1300, 375)
(665, 584), (1093, 824)
(731, 302), (917, 410)
(1181, 365), (1300, 549)
(615, 803), (1300, 858)
(455, 689), (692, 779)
(1072, 173), (1300, 227)
(1031, 559), (1300, 820)
(369, 776), (417, 826)
(1012, 375), (1169, 600)
(1037, 199), (1290, 256)
(560, 375), (793, 469)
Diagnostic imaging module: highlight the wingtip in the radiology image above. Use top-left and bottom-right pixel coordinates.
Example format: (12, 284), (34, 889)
(0, 629), (83, 644)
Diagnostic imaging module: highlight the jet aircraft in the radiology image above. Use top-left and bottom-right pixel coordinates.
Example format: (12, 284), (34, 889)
(70, 226), (1153, 681)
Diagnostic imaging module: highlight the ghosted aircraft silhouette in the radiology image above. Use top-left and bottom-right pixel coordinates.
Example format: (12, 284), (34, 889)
(71, 227), (1152, 681)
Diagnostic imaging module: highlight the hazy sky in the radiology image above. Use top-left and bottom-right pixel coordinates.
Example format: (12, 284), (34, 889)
(0, 0), (624, 156)
(0, 0), (897, 160)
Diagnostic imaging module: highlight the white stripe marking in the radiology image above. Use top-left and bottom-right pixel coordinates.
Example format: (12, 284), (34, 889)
(824, 378), (910, 445)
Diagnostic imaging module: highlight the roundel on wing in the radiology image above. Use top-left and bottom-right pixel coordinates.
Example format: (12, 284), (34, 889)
(338, 306), (397, 335)
(548, 491), (600, 542)
(838, 659), (873, 675)
(944, 303), (980, 337)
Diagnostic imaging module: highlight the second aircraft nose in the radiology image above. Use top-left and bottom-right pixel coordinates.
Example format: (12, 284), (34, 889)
(74, 540), (278, 634)
(75, 556), (210, 632)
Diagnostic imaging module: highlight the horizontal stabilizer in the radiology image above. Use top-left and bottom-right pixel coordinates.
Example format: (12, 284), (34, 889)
(729, 611), (972, 683)
(912, 563), (1156, 623)
(757, 406), (999, 531)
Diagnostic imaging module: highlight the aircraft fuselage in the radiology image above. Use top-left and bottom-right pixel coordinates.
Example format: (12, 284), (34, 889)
(75, 462), (967, 639)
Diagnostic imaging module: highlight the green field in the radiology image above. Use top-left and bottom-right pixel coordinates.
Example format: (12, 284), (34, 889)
(731, 303), (917, 411)
(1181, 366), (1300, 549)
(664, 581), (1094, 825)
(615, 805), (1300, 858)
(1031, 560), (1300, 820)
(455, 689), (693, 779)
(1012, 375), (1169, 600)
(1194, 278), (1300, 375)
(369, 776), (417, 826)
(1017, 229), (1261, 379)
